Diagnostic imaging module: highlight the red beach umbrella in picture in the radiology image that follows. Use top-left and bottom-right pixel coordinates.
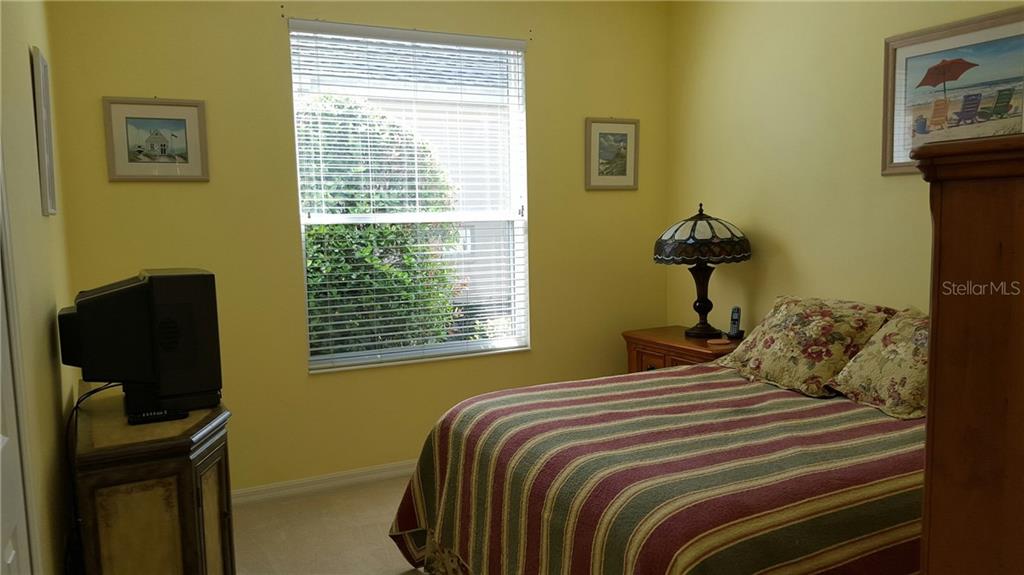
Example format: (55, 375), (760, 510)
(916, 58), (979, 102)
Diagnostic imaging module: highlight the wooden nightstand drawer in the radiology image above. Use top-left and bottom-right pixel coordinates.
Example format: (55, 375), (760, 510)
(637, 349), (666, 371)
(623, 326), (739, 373)
(668, 355), (696, 367)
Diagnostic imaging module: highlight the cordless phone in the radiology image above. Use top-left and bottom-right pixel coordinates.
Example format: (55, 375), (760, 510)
(727, 306), (744, 340)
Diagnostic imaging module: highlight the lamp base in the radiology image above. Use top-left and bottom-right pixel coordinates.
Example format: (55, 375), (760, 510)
(685, 322), (723, 339)
(686, 262), (721, 339)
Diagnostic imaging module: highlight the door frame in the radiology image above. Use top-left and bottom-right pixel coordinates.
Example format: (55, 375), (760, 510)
(0, 143), (42, 574)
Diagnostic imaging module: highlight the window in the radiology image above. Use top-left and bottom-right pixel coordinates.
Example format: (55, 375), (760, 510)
(289, 20), (529, 370)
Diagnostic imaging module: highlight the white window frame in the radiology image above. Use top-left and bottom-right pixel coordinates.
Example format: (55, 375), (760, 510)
(289, 19), (531, 372)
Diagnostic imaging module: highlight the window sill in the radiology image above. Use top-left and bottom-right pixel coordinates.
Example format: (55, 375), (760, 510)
(308, 344), (530, 375)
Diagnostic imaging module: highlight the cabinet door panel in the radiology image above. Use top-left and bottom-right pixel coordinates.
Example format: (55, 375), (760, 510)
(95, 477), (184, 575)
(78, 458), (197, 575)
(201, 466), (223, 574)
(196, 439), (234, 575)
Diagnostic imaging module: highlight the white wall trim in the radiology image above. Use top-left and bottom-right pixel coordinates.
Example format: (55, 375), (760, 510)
(0, 144), (43, 575)
(232, 459), (417, 505)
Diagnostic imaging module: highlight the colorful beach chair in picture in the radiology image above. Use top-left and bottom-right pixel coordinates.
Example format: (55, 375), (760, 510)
(951, 93), (982, 126)
(928, 98), (949, 130)
(978, 87), (1015, 121)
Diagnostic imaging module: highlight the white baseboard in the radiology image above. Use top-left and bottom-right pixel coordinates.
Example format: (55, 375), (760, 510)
(232, 458), (417, 505)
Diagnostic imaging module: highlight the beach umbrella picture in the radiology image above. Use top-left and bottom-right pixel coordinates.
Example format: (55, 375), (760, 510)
(916, 58), (978, 102)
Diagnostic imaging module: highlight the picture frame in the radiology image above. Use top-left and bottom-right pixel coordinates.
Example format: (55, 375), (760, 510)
(882, 7), (1024, 175)
(31, 46), (56, 215)
(104, 97), (209, 181)
(585, 118), (639, 190)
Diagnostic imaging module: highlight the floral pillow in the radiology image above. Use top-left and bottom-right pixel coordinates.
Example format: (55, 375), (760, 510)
(717, 296), (897, 397)
(827, 308), (929, 419)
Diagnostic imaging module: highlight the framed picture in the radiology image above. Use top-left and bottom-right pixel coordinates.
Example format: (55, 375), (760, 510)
(882, 7), (1024, 175)
(31, 46), (56, 215)
(104, 97), (209, 181)
(585, 118), (639, 190)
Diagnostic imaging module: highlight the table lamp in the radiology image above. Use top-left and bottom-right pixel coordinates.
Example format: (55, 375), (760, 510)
(654, 203), (751, 338)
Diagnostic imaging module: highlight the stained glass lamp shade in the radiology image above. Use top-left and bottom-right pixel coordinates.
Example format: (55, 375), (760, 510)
(654, 204), (751, 338)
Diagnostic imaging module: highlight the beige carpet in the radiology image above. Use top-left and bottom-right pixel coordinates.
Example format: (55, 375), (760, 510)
(233, 475), (420, 575)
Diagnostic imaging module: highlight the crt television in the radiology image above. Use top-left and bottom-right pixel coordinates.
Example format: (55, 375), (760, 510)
(58, 269), (222, 424)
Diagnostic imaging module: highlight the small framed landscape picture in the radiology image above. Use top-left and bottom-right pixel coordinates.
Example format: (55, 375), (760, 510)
(883, 7), (1024, 174)
(585, 118), (639, 190)
(104, 97), (208, 181)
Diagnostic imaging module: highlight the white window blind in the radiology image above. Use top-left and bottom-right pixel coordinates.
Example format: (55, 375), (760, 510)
(289, 20), (529, 370)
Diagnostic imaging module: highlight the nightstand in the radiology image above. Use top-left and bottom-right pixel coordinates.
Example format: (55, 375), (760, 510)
(622, 326), (740, 373)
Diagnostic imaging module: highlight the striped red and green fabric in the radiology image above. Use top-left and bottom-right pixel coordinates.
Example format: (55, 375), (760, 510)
(390, 364), (924, 574)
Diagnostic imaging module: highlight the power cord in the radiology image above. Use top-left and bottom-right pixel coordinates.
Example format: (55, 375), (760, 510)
(63, 382), (121, 575)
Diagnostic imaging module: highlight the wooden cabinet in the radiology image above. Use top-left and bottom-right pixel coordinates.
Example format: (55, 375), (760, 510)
(912, 134), (1024, 574)
(74, 382), (235, 575)
(622, 326), (739, 372)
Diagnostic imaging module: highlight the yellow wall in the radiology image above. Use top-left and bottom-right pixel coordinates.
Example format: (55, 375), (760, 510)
(37, 0), (1016, 523)
(47, 2), (671, 489)
(666, 2), (1012, 333)
(1, 2), (74, 573)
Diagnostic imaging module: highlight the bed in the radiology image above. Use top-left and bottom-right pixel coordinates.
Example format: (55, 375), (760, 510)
(389, 363), (925, 574)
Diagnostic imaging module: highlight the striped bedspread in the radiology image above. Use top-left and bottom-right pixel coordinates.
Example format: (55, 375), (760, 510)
(390, 364), (925, 574)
